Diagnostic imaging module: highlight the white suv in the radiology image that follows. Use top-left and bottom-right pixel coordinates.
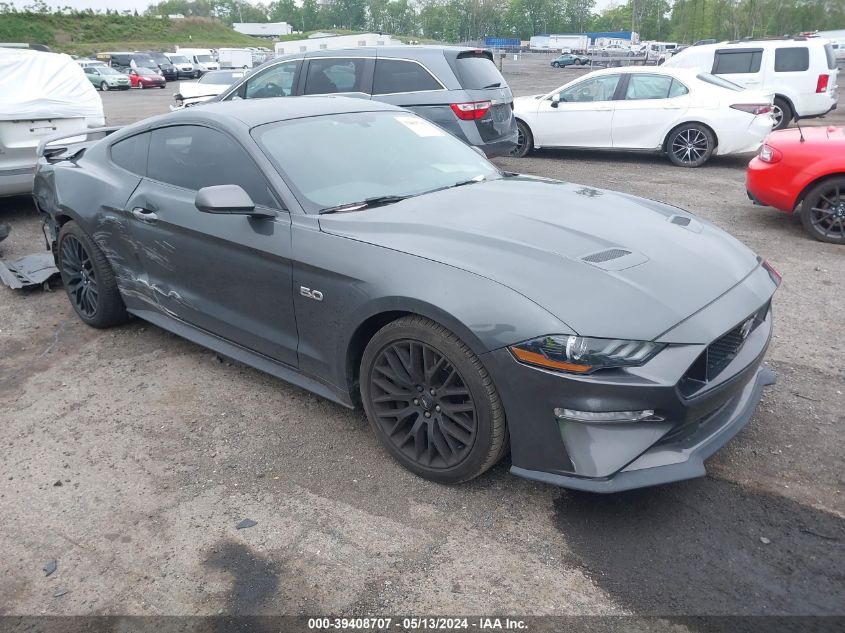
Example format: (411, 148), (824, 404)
(665, 38), (839, 129)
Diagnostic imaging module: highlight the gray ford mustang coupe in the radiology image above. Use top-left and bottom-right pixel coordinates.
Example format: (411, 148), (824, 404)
(33, 97), (780, 492)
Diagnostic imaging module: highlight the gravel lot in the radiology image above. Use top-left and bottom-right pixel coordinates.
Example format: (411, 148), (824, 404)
(1, 55), (843, 622)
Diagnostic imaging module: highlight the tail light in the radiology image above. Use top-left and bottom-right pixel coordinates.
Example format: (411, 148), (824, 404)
(730, 104), (772, 115)
(816, 74), (830, 93)
(450, 101), (492, 121)
(758, 143), (782, 164)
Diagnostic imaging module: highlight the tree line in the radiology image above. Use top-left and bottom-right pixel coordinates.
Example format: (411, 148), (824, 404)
(2, 0), (842, 43)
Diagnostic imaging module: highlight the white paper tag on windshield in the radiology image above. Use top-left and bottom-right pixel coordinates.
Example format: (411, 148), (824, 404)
(395, 116), (445, 137)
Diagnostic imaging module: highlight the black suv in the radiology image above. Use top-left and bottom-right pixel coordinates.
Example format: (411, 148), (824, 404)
(215, 46), (517, 157)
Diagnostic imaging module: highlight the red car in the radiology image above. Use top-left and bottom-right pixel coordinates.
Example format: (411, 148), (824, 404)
(129, 67), (166, 89)
(747, 125), (845, 244)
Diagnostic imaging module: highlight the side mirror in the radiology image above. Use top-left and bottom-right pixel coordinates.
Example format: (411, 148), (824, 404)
(551, 93), (561, 108)
(195, 185), (270, 217)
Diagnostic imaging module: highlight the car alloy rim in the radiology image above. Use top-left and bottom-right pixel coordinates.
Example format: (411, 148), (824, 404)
(513, 127), (526, 156)
(60, 235), (98, 317)
(671, 128), (708, 164)
(772, 105), (783, 127)
(810, 184), (845, 240)
(368, 340), (477, 469)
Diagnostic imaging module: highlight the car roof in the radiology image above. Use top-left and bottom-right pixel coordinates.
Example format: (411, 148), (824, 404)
(586, 65), (700, 79)
(168, 95), (401, 128)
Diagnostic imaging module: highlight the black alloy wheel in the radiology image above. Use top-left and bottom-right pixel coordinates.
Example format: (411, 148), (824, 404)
(361, 316), (508, 484)
(60, 234), (99, 318)
(510, 120), (533, 158)
(800, 177), (845, 244)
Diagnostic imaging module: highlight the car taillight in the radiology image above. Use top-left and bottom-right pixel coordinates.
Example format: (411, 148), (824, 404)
(730, 103), (772, 115)
(816, 74), (830, 93)
(450, 101), (492, 121)
(758, 143), (782, 164)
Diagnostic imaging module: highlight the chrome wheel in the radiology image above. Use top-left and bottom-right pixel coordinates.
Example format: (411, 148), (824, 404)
(367, 340), (478, 470)
(60, 234), (99, 318)
(771, 104), (783, 128)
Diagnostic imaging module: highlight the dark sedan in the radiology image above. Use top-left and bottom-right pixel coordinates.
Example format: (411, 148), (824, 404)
(33, 97), (779, 492)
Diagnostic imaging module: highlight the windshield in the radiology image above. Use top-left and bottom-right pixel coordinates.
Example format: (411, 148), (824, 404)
(196, 55), (214, 62)
(697, 72), (743, 91)
(148, 53), (170, 65)
(98, 67), (121, 75)
(133, 55), (157, 67)
(170, 55), (189, 64)
(199, 71), (243, 84)
(136, 67), (156, 76)
(252, 111), (500, 213)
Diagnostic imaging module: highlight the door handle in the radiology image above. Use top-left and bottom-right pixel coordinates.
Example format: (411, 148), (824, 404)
(131, 207), (158, 222)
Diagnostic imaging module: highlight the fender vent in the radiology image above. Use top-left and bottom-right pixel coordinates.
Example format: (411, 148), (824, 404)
(582, 248), (631, 263)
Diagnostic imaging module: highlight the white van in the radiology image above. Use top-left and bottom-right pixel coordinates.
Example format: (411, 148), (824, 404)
(665, 38), (839, 128)
(175, 48), (220, 76)
(0, 48), (104, 196)
(164, 52), (195, 79)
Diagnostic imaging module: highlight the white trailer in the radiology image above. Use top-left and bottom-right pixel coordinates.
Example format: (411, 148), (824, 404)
(217, 48), (253, 69)
(549, 34), (589, 53)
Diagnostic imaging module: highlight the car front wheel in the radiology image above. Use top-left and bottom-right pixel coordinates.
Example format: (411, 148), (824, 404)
(510, 120), (534, 158)
(360, 316), (508, 484)
(57, 221), (129, 328)
(100, 81), (108, 91)
(552, 62), (560, 68)
(800, 177), (845, 244)
(666, 123), (715, 167)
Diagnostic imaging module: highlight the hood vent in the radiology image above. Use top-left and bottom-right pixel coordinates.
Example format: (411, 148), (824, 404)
(582, 248), (631, 263)
(668, 214), (703, 233)
(670, 215), (691, 227)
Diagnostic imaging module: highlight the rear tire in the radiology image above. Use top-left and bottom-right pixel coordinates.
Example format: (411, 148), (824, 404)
(799, 176), (845, 244)
(666, 123), (715, 168)
(510, 120), (533, 158)
(360, 316), (509, 485)
(57, 221), (129, 329)
(772, 97), (792, 130)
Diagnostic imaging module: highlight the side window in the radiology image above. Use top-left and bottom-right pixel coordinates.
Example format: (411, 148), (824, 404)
(303, 58), (366, 95)
(668, 79), (689, 97)
(624, 74), (674, 100)
(110, 132), (150, 176)
(243, 61), (299, 99)
(147, 126), (279, 209)
(774, 47), (809, 72)
(712, 50), (763, 74)
(372, 59), (442, 95)
(559, 75), (621, 103)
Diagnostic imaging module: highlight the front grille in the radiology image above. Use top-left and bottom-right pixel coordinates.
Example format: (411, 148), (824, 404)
(678, 303), (769, 397)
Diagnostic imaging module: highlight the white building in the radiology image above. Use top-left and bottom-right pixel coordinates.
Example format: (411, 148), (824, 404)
(233, 22), (293, 38)
(275, 33), (402, 56)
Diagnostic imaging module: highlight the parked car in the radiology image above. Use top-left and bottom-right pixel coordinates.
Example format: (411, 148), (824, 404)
(551, 54), (589, 68)
(136, 50), (177, 81)
(172, 69), (247, 109)
(32, 96), (779, 492)
(512, 66), (773, 167)
(746, 124), (845, 244)
(602, 43), (632, 57)
(164, 53), (195, 79)
(212, 46), (517, 157)
(129, 67), (166, 89)
(0, 47), (103, 196)
(665, 37), (839, 129)
(175, 48), (220, 77)
(83, 65), (131, 91)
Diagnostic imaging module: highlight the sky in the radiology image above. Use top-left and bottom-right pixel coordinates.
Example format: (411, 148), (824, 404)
(45, 0), (618, 15)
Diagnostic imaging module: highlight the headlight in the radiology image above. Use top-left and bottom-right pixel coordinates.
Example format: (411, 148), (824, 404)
(509, 335), (665, 374)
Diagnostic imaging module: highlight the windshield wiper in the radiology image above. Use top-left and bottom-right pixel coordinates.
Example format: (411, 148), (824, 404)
(319, 195), (410, 215)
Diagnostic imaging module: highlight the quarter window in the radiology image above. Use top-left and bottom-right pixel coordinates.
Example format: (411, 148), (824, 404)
(624, 74), (682, 100)
(303, 58), (366, 94)
(373, 59), (442, 95)
(774, 47), (809, 72)
(712, 49), (763, 74)
(110, 132), (150, 176)
(147, 126), (278, 209)
(559, 75), (621, 103)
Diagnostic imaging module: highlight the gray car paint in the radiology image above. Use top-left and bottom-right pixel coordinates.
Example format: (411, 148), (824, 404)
(33, 97), (778, 492)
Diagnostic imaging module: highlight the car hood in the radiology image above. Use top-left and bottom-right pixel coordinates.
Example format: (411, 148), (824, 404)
(318, 177), (760, 342)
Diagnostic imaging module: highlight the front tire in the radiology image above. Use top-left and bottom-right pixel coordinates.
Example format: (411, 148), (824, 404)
(666, 123), (715, 167)
(772, 97), (792, 130)
(510, 120), (534, 158)
(800, 177), (845, 244)
(100, 81), (108, 91)
(138, 81), (144, 89)
(552, 62), (560, 68)
(360, 316), (508, 485)
(57, 221), (129, 328)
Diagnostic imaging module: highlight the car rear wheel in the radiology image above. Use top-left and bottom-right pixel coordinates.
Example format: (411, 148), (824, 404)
(57, 221), (129, 328)
(800, 177), (845, 244)
(772, 97), (792, 130)
(511, 120), (533, 158)
(100, 81), (108, 91)
(360, 316), (508, 484)
(666, 123), (714, 168)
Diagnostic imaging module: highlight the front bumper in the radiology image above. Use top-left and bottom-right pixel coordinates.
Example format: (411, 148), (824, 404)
(483, 273), (777, 493)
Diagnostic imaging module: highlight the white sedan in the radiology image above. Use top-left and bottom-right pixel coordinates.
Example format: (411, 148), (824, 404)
(512, 67), (774, 167)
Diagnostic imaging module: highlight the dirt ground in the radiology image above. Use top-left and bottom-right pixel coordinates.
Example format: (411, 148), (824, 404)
(1, 55), (843, 623)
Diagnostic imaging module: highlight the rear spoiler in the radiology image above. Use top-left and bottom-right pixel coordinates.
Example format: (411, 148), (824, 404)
(36, 126), (122, 163)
